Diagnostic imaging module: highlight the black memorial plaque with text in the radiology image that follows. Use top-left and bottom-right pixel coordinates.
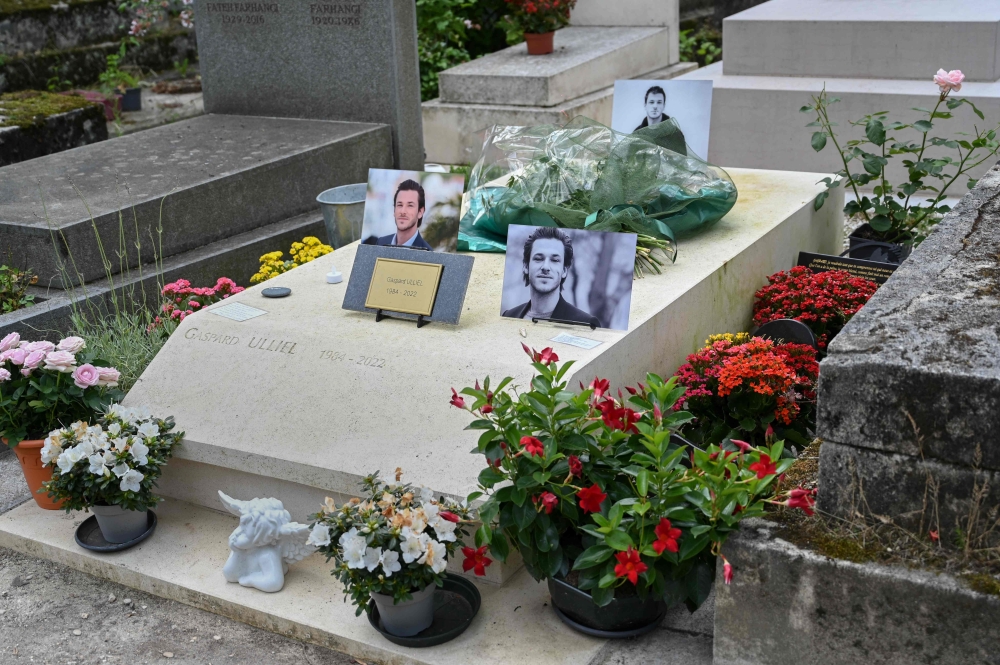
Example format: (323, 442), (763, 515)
(797, 252), (898, 285)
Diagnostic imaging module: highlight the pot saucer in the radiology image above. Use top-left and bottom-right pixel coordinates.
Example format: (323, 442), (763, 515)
(366, 574), (481, 647)
(552, 603), (667, 639)
(75, 510), (157, 553)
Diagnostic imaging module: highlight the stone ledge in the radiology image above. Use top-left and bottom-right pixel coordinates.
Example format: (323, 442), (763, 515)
(817, 163), (1000, 472)
(714, 519), (1000, 665)
(0, 96), (107, 166)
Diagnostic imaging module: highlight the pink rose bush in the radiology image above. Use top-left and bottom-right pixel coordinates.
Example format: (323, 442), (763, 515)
(148, 277), (244, 332)
(0, 333), (123, 448)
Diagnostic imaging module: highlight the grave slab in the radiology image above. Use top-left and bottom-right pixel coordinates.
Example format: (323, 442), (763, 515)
(723, 0), (1000, 82)
(572, 0), (678, 28)
(423, 62), (697, 165)
(0, 114), (392, 287)
(438, 27), (674, 107)
(122, 167), (842, 533)
(194, 0), (424, 170)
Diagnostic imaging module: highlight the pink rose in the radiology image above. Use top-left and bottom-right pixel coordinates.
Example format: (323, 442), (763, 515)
(7, 348), (28, 365)
(73, 364), (101, 389)
(24, 341), (55, 354)
(0, 333), (19, 353)
(22, 350), (45, 371)
(0, 368), (10, 382)
(43, 350), (77, 373)
(56, 336), (86, 353)
(96, 366), (120, 387)
(933, 69), (964, 94)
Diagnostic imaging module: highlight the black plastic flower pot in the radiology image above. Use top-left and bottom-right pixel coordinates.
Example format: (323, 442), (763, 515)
(119, 87), (142, 112)
(846, 224), (912, 265)
(547, 577), (667, 638)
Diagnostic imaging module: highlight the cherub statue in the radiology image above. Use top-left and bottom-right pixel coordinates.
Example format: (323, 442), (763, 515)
(218, 491), (314, 593)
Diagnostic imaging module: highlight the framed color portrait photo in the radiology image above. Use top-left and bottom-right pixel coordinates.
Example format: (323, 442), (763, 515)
(360, 168), (466, 253)
(611, 79), (714, 158)
(500, 226), (637, 331)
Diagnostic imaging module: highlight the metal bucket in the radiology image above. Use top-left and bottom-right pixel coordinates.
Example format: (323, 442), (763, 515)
(316, 184), (367, 248)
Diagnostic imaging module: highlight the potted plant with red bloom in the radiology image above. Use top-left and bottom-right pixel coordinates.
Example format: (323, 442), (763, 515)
(672, 334), (819, 449)
(504, 0), (577, 55)
(753, 267), (878, 351)
(450, 344), (810, 637)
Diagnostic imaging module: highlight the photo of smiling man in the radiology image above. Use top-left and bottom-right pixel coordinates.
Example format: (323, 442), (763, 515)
(500, 226), (636, 331)
(360, 168), (466, 252)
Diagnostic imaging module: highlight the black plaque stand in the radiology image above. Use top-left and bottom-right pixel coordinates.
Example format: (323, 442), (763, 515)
(375, 309), (430, 329)
(531, 316), (597, 331)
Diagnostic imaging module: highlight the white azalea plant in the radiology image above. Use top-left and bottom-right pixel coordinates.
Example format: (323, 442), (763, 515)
(41, 405), (184, 513)
(308, 470), (482, 615)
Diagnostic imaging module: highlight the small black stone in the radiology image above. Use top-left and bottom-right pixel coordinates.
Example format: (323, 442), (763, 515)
(261, 287), (291, 298)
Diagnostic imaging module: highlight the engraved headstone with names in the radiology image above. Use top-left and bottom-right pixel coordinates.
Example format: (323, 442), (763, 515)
(194, 0), (424, 170)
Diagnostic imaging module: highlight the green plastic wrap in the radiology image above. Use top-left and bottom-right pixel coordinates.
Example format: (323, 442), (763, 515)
(459, 117), (738, 273)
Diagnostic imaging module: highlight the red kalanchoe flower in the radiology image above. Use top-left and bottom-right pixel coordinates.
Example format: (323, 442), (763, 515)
(576, 484), (607, 514)
(449, 388), (465, 409)
(652, 518), (682, 555)
(749, 453), (778, 479)
(786, 487), (817, 516)
(520, 436), (545, 457)
(722, 556), (734, 584)
(589, 377), (610, 399)
(462, 545), (493, 577)
(533, 491), (558, 514)
(613, 547), (647, 585)
(439, 511), (461, 523)
(567, 455), (583, 477)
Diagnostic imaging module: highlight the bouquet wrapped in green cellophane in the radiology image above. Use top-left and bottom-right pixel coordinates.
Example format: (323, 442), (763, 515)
(458, 117), (738, 276)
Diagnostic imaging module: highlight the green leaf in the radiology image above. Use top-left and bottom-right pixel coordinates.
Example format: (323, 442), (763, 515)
(477, 466), (504, 488)
(590, 585), (614, 607)
(465, 419), (494, 431)
(811, 132), (827, 152)
(870, 214), (892, 233)
(513, 501), (536, 530)
(573, 544), (615, 570)
(865, 119), (886, 146)
(913, 119), (933, 133)
(685, 561), (715, 610)
(636, 470), (649, 497)
(604, 530), (633, 551)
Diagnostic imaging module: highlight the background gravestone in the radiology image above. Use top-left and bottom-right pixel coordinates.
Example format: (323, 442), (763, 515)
(194, 0), (424, 170)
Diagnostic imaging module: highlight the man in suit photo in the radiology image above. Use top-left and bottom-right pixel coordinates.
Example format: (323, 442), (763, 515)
(634, 85), (670, 131)
(377, 179), (433, 250)
(501, 227), (600, 328)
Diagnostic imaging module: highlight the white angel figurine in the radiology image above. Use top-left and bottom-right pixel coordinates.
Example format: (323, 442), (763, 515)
(218, 491), (314, 593)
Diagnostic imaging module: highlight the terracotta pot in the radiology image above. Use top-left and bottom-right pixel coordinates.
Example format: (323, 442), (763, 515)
(10, 439), (63, 510)
(524, 31), (555, 55)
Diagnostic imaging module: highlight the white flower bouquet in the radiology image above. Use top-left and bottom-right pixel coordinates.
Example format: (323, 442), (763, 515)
(308, 470), (485, 616)
(41, 404), (184, 513)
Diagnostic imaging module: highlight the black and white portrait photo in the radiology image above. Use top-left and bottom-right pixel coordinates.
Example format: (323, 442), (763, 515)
(500, 226), (637, 331)
(611, 79), (714, 158)
(360, 168), (466, 252)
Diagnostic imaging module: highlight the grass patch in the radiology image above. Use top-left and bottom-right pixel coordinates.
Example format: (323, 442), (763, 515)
(68, 311), (174, 394)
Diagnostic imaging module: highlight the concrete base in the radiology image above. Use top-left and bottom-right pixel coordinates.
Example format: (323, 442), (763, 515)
(714, 519), (1000, 665)
(121, 167), (841, 540)
(676, 62), (1000, 185)
(423, 62), (696, 165)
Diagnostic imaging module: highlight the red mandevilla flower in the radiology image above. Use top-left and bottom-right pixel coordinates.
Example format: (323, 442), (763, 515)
(567, 455), (583, 477)
(749, 453), (778, 479)
(722, 556), (734, 584)
(533, 491), (558, 514)
(449, 388), (465, 409)
(439, 511), (461, 523)
(462, 545), (493, 576)
(652, 518), (682, 555)
(613, 547), (647, 584)
(576, 484), (607, 514)
(596, 399), (641, 434)
(786, 487), (817, 516)
(589, 377), (610, 399)
(520, 436), (544, 457)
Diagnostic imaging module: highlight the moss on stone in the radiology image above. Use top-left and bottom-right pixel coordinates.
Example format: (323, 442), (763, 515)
(0, 0), (107, 17)
(961, 573), (1000, 597)
(0, 90), (97, 128)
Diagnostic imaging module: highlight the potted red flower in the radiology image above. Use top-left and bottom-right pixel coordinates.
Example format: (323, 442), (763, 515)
(753, 267), (878, 351)
(451, 344), (811, 637)
(673, 334), (819, 448)
(504, 0), (577, 55)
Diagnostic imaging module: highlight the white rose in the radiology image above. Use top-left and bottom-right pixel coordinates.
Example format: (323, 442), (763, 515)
(56, 336), (86, 353)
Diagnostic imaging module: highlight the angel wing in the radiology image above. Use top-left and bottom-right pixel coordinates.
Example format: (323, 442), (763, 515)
(278, 522), (314, 565)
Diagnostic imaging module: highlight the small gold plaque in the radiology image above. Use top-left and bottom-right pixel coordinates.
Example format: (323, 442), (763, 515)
(364, 257), (444, 317)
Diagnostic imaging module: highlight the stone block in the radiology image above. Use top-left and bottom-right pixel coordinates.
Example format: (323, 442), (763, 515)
(423, 62), (696, 165)
(722, 0), (1000, 82)
(0, 114), (392, 288)
(195, 0), (424, 170)
(674, 62), (1000, 185)
(0, 0), (123, 56)
(817, 441), (1000, 537)
(122, 168), (842, 533)
(714, 520), (1000, 665)
(817, 164), (1000, 472)
(572, 0), (678, 29)
(438, 27), (674, 107)
(0, 98), (107, 166)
